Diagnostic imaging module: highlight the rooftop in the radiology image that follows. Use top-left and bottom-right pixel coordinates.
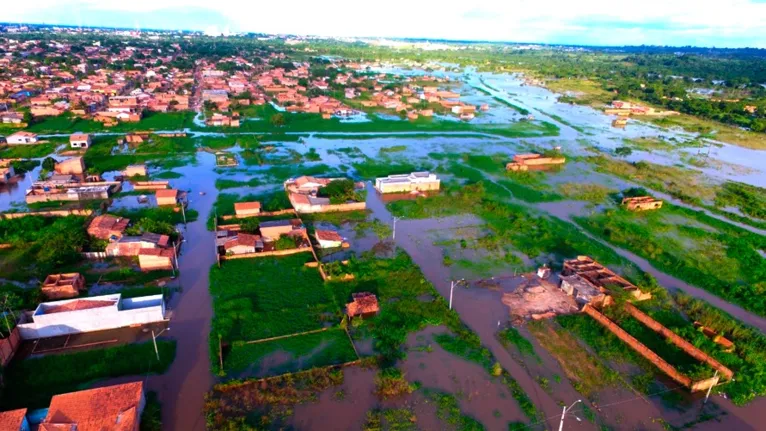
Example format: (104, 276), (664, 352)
(43, 299), (117, 315)
(42, 382), (143, 431)
(0, 408), (27, 430)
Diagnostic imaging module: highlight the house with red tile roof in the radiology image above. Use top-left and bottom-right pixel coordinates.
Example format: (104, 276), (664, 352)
(87, 214), (130, 241)
(155, 189), (179, 206)
(314, 229), (344, 249)
(234, 201), (261, 217)
(0, 408), (29, 431)
(346, 292), (380, 319)
(41, 382), (145, 431)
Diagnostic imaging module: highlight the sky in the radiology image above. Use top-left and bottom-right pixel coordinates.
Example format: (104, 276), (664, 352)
(4, 0), (766, 48)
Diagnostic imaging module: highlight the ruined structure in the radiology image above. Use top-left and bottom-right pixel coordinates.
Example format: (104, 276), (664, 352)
(622, 196), (663, 211)
(42, 273), (86, 300)
(506, 153), (565, 172)
(561, 256), (651, 301)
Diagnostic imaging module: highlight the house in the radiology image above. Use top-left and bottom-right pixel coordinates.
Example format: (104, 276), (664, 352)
(42, 273), (86, 300)
(346, 292), (379, 319)
(156, 189), (179, 206)
(284, 175), (334, 194)
(259, 219), (303, 241)
(315, 229), (343, 249)
(87, 214), (130, 241)
(138, 248), (175, 271)
(69, 132), (91, 149)
(54, 157), (86, 175)
(0, 112), (24, 124)
(106, 233), (170, 257)
(375, 172), (440, 194)
(621, 196), (663, 211)
(41, 382), (145, 431)
(17, 293), (166, 339)
(6, 131), (38, 145)
(234, 201), (262, 218)
(0, 409), (29, 431)
(223, 233), (263, 255)
(124, 164), (148, 178)
(288, 193), (332, 213)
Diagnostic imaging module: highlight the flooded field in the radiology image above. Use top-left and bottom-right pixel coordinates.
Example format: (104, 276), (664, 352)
(2, 66), (764, 431)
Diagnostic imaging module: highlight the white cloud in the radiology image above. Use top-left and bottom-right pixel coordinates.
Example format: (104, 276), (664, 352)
(4, 0), (766, 47)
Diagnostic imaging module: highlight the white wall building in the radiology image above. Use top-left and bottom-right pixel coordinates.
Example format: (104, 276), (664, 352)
(18, 294), (166, 339)
(375, 172), (441, 194)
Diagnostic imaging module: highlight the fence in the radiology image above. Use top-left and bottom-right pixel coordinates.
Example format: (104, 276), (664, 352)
(583, 304), (722, 392)
(0, 209), (94, 219)
(81, 251), (108, 259)
(294, 202), (367, 214)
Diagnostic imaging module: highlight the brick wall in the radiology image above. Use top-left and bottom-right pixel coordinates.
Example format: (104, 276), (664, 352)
(624, 303), (734, 381)
(221, 247), (312, 260)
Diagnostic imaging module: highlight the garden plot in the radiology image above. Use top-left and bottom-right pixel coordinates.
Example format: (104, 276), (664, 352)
(209, 253), (340, 375)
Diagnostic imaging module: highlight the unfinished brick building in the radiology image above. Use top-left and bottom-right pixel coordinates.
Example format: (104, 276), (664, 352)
(622, 196), (663, 211)
(506, 153), (566, 172)
(42, 273), (86, 300)
(561, 256), (651, 302)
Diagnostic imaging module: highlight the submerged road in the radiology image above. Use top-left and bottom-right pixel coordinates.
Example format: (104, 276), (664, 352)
(146, 165), (218, 431)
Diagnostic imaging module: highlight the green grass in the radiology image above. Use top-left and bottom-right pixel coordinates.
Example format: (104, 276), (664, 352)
(207, 191), (291, 229)
(574, 204), (766, 317)
(426, 390), (485, 431)
(153, 170), (183, 179)
(0, 142), (57, 159)
(198, 103), (559, 139)
(0, 340), (176, 409)
(224, 329), (357, 376)
(209, 254), (338, 374)
(714, 181), (766, 221)
(498, 327), (538, 358)
(140, 391), (163, 431)
(352, 158), (432, 180)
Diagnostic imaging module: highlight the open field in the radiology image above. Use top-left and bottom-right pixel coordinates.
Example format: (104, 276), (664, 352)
(650, 114), (766, 151)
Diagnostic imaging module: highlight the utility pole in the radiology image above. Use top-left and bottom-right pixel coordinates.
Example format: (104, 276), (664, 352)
(392, 216), (403, 241)
(449, 279), (465, 310)
(180, 199), (187, 225)
(704, 370), (720, 404)
(558, 399), (582, 431)
(151, 327), (170, 361)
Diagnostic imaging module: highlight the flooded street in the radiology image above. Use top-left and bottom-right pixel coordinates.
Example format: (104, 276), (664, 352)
(144, 153), (218, 431)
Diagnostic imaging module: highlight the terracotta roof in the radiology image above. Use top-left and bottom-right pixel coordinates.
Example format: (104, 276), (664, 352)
(234, 201), (261, 211)
(223, 233), (261, 250)
(88, 215), (130, 239)
(155, 189), (178, 198)
(315, 229), (343, 242)
(346, 292), (380, 317)
(138, 248), (174, 257)
(44, 299), (117, 314)
(289, 193), (311, 205)
(0, 408), (27, 430)
(42, 382), (143, 431)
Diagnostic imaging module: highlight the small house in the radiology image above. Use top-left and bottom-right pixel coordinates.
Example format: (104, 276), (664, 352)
(315, 229), (343, 249)
(259, 219), (303, 241)
(87, 214), (130, 241)
(234, 201), (262, 218)
(223, 233), (263, 255)
(346, 292), (380, 319)
(69, 132), (91, 149)
(6, 132), (38, 145)
(124, 164), (148, 178)
(156, 189), (179, 206)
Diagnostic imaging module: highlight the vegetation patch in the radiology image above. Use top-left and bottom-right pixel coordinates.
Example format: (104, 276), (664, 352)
(0, 340), (176, 409)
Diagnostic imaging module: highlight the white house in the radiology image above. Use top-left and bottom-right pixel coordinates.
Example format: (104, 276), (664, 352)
(69, 132), (91, 149)
(315, 229), (344, 249)
(17, 293), (166, 339)
(375, 172), (441, 194)
(6, 131), (38, 145)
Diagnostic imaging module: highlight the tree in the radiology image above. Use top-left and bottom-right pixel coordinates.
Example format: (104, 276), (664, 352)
(317, 179), (356, 204)
(42, 157), (57, 171)
(270, 113), (286, 127)
(239, 217), (260, 234)
(274, 235), (299, 250)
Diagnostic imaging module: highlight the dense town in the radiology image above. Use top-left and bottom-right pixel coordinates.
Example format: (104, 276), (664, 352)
(0, 23), (764, 431)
